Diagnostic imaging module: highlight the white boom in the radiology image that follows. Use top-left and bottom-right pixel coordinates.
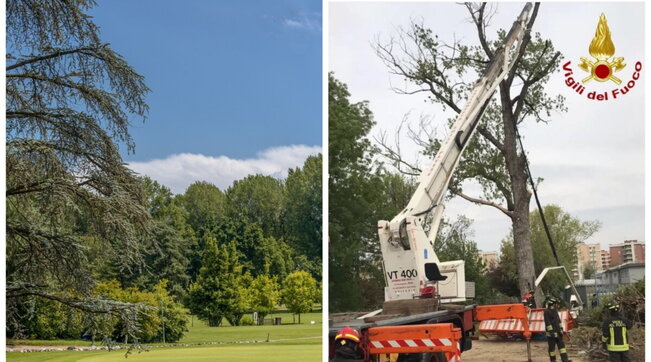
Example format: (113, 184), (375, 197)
(379, 3), (534, 302)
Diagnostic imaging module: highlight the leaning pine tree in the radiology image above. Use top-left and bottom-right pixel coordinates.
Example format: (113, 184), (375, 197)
(6, 0), (153, 341)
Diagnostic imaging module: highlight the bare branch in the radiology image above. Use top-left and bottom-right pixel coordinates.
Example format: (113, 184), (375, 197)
(454, 191), (513, 218)
(6, 46), (103, 71)
(512, 51), (561, 122)
(477, 125), (504, 152)
(465, 2), (494, 58)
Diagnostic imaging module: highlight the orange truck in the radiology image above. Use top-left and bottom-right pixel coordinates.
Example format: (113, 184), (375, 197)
(329, 303), (576, 361)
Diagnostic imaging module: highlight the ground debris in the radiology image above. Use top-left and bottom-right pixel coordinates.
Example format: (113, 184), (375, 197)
(567, 326), (644, 361)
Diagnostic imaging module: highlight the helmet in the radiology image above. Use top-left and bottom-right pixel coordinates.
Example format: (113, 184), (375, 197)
(335, 326), (360, 344)
(544, 296), (559, 308)
(606, 301), (621, 312)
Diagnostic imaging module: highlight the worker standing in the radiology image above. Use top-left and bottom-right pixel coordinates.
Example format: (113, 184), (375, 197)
(544, 296), (570, 362)
(601, 301), (632, 362)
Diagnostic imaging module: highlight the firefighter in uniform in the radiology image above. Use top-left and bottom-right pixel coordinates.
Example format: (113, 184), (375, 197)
(522, 289), (536, 308)
(331, 326), (364, 361)
(543, 296), (570, 362)
(601, 301), (632, 362)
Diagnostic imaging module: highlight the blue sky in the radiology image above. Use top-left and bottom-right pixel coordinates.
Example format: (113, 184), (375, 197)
(89, 1), (322, 193)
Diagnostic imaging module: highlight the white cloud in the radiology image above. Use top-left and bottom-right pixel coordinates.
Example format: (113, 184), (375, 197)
(284, 12), (321, 31)
(129, 145), (321, 194)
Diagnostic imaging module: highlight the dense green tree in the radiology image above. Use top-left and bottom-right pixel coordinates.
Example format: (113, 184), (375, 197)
(583, 265), (595, 280)
(225, 271), (251, 327)
(293, 254), (321, 282)
(180, 181), (226, 236)
(374, 3), (566, 303)
(6, 0), (152, 339)
(126, 178), (196, 296)
(329, 73), (384, 311)
(226, 175), (285, 238)
(152, 280), (189, 343)
(92, 279), (187, 343)
(179, 181), (226, 280)
(12, 296), (84, 340)
(248, 275), (280, 323)
(212, 218), (293, 279)
(188, 237), (244, 327)
(434, 216), (491, 303)
(497, 205), (600, 297)
(487, 240), (521, 298)
(359, 172), (417, 309)
(285, 155), (323, 260)
(281, 271), (318, 324)
(265, 237), (297, 280)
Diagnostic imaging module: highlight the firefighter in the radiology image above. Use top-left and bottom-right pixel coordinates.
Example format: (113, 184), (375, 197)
(522, 289), (536, 308)
(331, 326), (363, 361)
(544, 296), (570, 362)
(601, 301), (632, 362)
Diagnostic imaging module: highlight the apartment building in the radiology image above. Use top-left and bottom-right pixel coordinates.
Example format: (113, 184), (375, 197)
(479, 251), (499, 272)
(609, 240), (645, 267)
(598, 249), (610, 270)
(576, 242), (610, 279)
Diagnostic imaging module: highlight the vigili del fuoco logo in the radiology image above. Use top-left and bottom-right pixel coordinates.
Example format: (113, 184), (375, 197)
(562, 13), (642, 101)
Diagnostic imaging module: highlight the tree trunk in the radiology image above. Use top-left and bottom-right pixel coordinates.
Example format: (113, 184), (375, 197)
(512, 183), (538, 305)
(500, 84), (539, 306)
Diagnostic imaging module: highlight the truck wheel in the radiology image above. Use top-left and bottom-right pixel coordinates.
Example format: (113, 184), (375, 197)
(396, 352), (447, 362)
(429, 352), (447, 362)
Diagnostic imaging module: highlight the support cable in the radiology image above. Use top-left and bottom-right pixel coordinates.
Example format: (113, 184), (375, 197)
(515, 125), (561, 267)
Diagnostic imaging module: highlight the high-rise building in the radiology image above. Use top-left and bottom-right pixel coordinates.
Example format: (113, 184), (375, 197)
(609, 240), (645, 267)
(599, 249), (610, 270)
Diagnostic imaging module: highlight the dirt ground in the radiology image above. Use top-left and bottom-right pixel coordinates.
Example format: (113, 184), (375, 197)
(462, 338), (588, 362)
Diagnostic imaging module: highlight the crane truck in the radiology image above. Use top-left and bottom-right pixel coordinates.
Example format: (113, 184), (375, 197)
(329, 4), (576, 361)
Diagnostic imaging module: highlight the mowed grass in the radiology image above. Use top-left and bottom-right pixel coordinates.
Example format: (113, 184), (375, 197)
(7, 312), (322, 361)
(180, 311), (321, 344)
(5, 342), (321, 362)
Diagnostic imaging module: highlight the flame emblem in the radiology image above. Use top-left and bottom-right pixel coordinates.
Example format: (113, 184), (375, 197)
(578, 13), (625, 84)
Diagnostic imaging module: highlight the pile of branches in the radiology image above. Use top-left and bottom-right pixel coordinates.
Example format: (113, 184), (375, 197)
(568, 326), (644, 361)
(617, 281), (645, 326)
(570, 279), (645, 360)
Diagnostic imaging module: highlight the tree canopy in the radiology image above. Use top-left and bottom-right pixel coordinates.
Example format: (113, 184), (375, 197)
(328, 73), (381, 311)
(329, 74), (427, 310)
(435, 216), (491, 303)
(187, 237), (243, 327)
(494, 205), (600, 297)
(7, 0), (152, 339)
(281, 271), (319, 324)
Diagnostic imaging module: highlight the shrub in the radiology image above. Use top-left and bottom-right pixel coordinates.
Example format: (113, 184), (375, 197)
(17, 296), (84, 340)
(94, 279), (188, 343)
(240, 315), (254, 326)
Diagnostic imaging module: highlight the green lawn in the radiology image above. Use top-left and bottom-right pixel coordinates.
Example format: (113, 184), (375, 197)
(7, 312), (322, 361)
(180, 311), (321, 344)
(5, 341), (321, 361)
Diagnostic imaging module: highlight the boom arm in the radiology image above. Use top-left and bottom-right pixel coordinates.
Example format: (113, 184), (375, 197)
(379, 3), (533, 302)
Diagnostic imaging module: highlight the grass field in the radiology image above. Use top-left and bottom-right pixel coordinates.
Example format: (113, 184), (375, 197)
(6, 312), (322, 361)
